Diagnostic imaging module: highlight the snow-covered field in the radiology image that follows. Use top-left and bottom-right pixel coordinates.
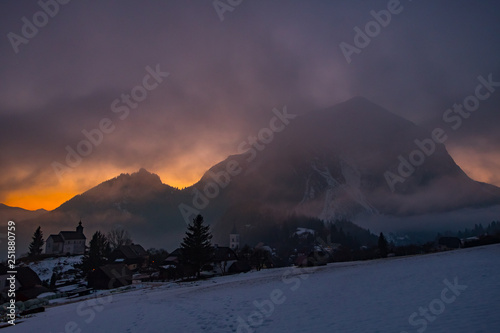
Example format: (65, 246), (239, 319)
(9, 245), (500, 332)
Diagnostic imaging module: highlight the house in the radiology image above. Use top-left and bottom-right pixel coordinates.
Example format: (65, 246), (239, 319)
(227, 260), (251, 274)
(46, 221), (86, 255)
(109, 244), (149, 271)
(162, 249), (197, 280)
(439, 237), (462, 249)
(212, 246), (238, 275)
(0, 264), (50, 301)
(296, 247), (330, 267)
(87, 264), (132, 289)
(164, 248), (183, 265)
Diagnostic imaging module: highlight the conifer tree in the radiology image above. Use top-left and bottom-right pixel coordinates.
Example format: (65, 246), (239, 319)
(28, 226), (44, 257)
(181, 214), (214, 279)
(378, 232), (388, 258)
(81, 231), (110, 276)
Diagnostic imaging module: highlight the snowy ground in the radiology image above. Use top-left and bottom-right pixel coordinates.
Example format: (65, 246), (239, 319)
(8, 245), (500, 332)
(27, 256), (83, 282)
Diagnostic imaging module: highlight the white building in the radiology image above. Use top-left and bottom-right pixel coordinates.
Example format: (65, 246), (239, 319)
(229, 224), (240, 250)
(46, 221), (86, 255)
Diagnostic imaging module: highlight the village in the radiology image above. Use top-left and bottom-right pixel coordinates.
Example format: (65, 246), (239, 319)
(1, 216), (499, 324)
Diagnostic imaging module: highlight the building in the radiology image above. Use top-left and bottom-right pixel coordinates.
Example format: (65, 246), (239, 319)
(0, 264), (50, 301)
(438, 237), (462, 249)
(46, 221), (86, 255)
(162, 248), (197, 280)
(109, 244), (149, 271)
(87, 264), (132, 289)
(229, 224), (240, 250)
(212, 246), (238, 275)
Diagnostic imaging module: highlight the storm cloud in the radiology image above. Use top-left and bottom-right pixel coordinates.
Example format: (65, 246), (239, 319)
(1, 0), (499, 209)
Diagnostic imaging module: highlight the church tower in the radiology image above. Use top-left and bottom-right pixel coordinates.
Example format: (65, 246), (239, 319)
(76, 221), (84, 234)
(229, 224), (240, 250)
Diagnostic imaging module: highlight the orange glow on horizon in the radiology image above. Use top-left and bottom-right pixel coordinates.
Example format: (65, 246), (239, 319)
(4, 166), (207, 211)
(2, 130), (235, 211)
(448, 147), (500, 187)
(9, 147), (498, 212)
(5, 191), (80, 211)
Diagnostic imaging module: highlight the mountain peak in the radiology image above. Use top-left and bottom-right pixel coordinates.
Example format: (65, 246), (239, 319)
(137, 167), (151, 175)
(117, 168), (164, 187)
(342, 96), (375, 105)
(335, 96), (399, 118)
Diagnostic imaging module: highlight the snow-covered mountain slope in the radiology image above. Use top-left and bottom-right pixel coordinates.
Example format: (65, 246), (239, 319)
(9, 244), (500, 332)
(298, 158), (378, 221)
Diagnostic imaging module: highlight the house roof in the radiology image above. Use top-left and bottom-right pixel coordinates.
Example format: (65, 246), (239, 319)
(98, 264), (132, 281)
(16, 267), (42, 288)
(17, 285), (51, 300)
(48, 234), (64, 243)
(60, 231), (86, 240)
(164, 248), (183, 264)
(169, 248), (183, 257)
(115, 244), (148, 259)
(228, 260), (251, 273)
(214, 247), (238, 262)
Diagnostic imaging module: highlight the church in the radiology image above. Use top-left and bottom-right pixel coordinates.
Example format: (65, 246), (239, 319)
(45, 221), (86, 255)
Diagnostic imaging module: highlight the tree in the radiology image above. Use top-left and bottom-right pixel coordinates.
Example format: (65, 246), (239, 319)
(50, 272), (58, 290)
(252, 247), (272, 271)
(180, 214), (214, 279)
(28, 226), (44, 258)
(81, 231), (111, 276)
(107, 227), (133, 250)
(378, 232), (388, 258)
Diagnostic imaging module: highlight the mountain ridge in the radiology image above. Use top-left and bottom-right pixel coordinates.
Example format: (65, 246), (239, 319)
(3, 97), (500, 253)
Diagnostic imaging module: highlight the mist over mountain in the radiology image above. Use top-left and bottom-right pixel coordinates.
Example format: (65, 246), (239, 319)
(204, 97), (500, 242)
(0, 203), (47, 222)
(208, 98), (498, 206)
(5, 97), (500, 253)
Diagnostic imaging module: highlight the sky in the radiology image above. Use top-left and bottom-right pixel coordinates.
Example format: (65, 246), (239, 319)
(1, 0), (500, 211)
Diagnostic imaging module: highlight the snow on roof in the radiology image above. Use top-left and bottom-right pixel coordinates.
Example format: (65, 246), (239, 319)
(37, 292), (57, 299)
(115, 244), (147, 258)
(294, 227), (315, 236)
(27, 255), (83, 281)
(57, 284), (82, 292)
(256, 245), (273, 253)
(160, 265), (176, 269)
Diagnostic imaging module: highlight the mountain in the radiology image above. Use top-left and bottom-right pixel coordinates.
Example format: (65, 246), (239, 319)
(6, 97), (500, 252)
(18, 168), (188, 255)
(201, 97), (500, 240)
(0, 204), (48, 259)
(0, 203), (47, 222)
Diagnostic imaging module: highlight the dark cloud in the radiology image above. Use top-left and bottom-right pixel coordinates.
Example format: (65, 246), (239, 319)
(1, 0), (499, 208)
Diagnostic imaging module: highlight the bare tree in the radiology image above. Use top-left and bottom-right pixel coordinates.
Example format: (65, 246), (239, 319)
(107, 227), (133, 250)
